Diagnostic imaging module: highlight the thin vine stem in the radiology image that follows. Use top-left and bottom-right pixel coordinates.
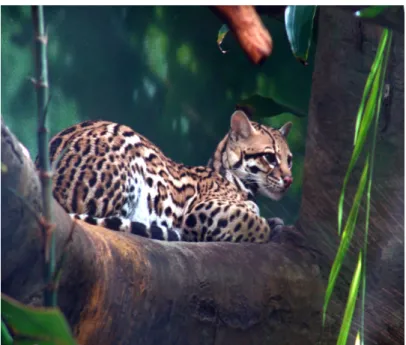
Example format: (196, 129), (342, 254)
(32, 5), (56, 307)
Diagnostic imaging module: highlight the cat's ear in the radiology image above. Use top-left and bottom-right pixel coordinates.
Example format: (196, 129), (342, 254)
(279, 122), (292, 138)
(235, 104), (255, 119)
(230, 110), (254, 139)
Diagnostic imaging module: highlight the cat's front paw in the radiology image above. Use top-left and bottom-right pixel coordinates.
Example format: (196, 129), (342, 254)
(267, 217), (284, 241)
(267, 217), (284, 229)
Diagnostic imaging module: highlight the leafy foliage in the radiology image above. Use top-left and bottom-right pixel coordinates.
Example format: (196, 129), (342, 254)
(237, 94), (307, 119)
(1, 294), (77, 345)
(355, 6), (389, 18)
(217, 24), (229, 54)
(284, 6), (317, 65)
(1, 320), (13, 345)
(323, 28), (393, 344)
(337, 29), (391, 235)
(323, 159), (369, 323)
(336, 253), (363, 345)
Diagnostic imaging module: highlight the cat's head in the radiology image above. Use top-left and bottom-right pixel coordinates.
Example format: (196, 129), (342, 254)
(224, 110), (293, 200)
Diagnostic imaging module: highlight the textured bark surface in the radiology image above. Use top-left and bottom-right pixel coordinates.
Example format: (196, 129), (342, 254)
(1, 119), (323, 345)
(297, 6), (404, 345)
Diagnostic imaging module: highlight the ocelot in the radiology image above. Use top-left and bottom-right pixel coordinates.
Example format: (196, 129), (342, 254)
(41, 110), (293, 243)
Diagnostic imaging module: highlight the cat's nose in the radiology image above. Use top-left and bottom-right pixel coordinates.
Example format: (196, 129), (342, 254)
(283, 175), (293, 188)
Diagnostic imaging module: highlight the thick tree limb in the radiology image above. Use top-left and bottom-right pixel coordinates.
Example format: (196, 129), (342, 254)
(211, 6), (272, 65)
(1, 119), (323, 344)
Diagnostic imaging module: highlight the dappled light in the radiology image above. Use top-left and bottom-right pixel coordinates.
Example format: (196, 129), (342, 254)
(143, 24), (169, 82)
(176, 43), (198, 74)
(142, 76), (157, 99)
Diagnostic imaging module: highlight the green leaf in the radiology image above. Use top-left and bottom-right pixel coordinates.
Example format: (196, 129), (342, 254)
(217, 24), (230, 54)
(323, 159), (369, 324)
(1, 294), (77, 345)
(284, 6), (317, 65)
(355, 6), (389, 18)
(324, 27), (393, 343)
(359, 29), (392, 345)
(337, 252), (363, 345)
(337, 29), (389, 235)
(355, 331), (361, 345)
(2, 320), (13, 345)
(353, 30), (388, 145)
(237, 94), (307, 119)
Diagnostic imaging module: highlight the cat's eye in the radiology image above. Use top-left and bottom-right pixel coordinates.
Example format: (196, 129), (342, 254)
(287, 155), (293, 168)
(264, 153), (277, 165)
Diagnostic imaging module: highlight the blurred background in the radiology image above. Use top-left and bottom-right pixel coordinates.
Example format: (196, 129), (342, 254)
(1, 6), (315, 224)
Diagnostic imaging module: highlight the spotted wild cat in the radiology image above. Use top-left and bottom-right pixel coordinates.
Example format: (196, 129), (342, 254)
(42, 110), (293, 243)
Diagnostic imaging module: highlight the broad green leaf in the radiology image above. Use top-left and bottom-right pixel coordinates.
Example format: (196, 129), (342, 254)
(355, 6), (388, 18)
(1, 294), (77, 345)
(337, 253), (362, 345)
(217, 24), (230, 54)
(2, 320), (13, 345)
(337, 29), (389, 235)
(323, 159), (369, 324)
(237, 94), (307, 119)
(284, 6), (317, 65)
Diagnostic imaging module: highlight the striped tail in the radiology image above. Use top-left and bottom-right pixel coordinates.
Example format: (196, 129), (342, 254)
(70, 214), (181, 241)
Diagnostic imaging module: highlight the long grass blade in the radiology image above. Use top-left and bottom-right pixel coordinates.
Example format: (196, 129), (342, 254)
(359, 29), (392, 345)
(1, 319), (13, 345)
(323, 159), (369, 324)
(353, 30), (388, 144)
(337, 252), (363, 345)
(355, 331), (361, 345)
(355, 6), (389, 19)
(337, 30), (389, 235)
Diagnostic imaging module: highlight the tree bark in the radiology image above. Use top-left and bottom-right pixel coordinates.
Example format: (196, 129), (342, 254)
(297, 6), (404, 345)
(1, 119), (323, 345)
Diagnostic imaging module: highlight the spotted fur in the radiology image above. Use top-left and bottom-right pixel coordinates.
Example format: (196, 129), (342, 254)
(40, 110), (293, 243)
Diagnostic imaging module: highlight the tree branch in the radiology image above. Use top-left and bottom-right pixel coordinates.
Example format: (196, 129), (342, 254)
(1, 118), (323, 345)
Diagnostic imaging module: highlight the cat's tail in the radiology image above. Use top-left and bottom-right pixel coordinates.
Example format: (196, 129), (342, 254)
(70, 214), (181, 241)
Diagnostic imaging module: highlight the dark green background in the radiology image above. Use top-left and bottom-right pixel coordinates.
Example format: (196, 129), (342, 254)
(1, 6), (315, 223)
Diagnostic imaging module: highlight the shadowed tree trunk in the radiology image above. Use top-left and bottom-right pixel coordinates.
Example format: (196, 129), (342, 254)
(1, 5), (404, 345)
(296, 6), (404, 345)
